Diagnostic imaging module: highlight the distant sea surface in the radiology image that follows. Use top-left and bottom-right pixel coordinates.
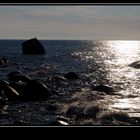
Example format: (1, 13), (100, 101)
(1, 39), (140, 125)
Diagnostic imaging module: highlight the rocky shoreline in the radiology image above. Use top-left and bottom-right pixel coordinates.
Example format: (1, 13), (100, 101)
(1, 51), (140, 126)
(0, 67), (140, 126)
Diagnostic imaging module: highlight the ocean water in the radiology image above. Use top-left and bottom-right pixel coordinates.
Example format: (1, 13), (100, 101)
(1, 39), (140, 125)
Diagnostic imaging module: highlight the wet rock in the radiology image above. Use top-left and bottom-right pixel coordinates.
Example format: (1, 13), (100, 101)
(0, 80), (9, 87)
(48, 120), (69, 126)
(52, 76), (68, 83)
(8, 72), (31, 83)
(9, 82), (27, 97)
(23, 80), (51, 101)
(7, 71), (22, 77)
(56, 116), (70, 123)
(93, 85), (114, 94)
(2, 85), (19, 101)
(0, 80), (19, 101)
(22, 38), (45, 55)
(129, 61), (140, 68)
(64, 72), (79, 80)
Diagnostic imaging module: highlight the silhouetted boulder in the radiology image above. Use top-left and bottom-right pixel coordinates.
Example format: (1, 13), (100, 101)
(93, 85), (114, 94)
(0, 79), (20, 101)
(64, 72), (79, 80)
(23, 80), (51, 101)
(22, 38), (45, 55)
(129, 61), (140, 68)
(48, 120), (69, 126)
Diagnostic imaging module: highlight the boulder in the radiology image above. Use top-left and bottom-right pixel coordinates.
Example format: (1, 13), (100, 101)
(93, 85), (114, 94)
(23, 80), (51, 101)
(22, 38), (45, 55)
(0, 80), (19, 101)
(64, 72), (79, 80)
(129, 61), (140, 68)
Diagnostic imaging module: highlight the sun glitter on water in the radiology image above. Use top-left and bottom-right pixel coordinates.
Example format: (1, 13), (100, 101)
(106, 40), (140, 65)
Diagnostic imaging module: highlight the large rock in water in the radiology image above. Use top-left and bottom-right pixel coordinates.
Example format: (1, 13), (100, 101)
(129, 61), (140, 68)
(22, 38), (45, 54)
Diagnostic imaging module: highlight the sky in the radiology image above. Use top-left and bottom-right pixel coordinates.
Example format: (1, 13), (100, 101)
(0, 6), (140, 40)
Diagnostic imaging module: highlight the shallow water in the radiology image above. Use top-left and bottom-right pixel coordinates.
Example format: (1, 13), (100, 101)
(0, 39), (140, 125)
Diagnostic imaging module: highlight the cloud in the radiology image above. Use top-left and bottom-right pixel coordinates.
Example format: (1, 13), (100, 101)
(0, 6), (140, 39)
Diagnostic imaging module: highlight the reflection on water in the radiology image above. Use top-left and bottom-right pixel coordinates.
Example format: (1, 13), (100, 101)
(103, 41), (140, 117)
(106, 41), (140, 65)
(105, 41), (140, 117)
(73, 40), (140, 117)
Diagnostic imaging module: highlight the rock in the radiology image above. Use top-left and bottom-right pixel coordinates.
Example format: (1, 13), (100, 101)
(64, 72), (79, 80)
(9, 75), (31, 83)
(93, 85), (114, 94)
(0, 80), (9, 87)
(24, 80), (51, 101)
(7, 71), (31, 83)
(9, 82), (27, 97)
(0, 80), (19, 101)
(10, 80), (52, 101)
(56, 116), (70, 123)
(22, 38), (45, 55)
(129, 61), (140, 68)
(52, 76), (68, 83)
(1, 85), (19, 101)
(7, 71), (22, 78)
(48, 120), (69, 126)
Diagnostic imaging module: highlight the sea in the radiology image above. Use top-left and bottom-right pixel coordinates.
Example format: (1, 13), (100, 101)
(0, 39), (140, 126)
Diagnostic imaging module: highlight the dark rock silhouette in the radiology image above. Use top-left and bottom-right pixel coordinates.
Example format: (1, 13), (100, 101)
(23, 80), (51, 101)
(0, 80), (19, 101)
(48, 120), (69, 126)
(93, 85), (114, 94)
(10, 75), (31, 83)
(10, 82), (27, 97)
(22, 38), (45, 55)
(64, 72), (79, 80)
(7, 71), (22, 79)
(7, 71), (31, 83)
(129, 61), (140, 68)
(52, 76), (68, 83)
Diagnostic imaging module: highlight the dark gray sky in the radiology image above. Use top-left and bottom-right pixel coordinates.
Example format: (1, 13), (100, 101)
(0, 6), (140, 40)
